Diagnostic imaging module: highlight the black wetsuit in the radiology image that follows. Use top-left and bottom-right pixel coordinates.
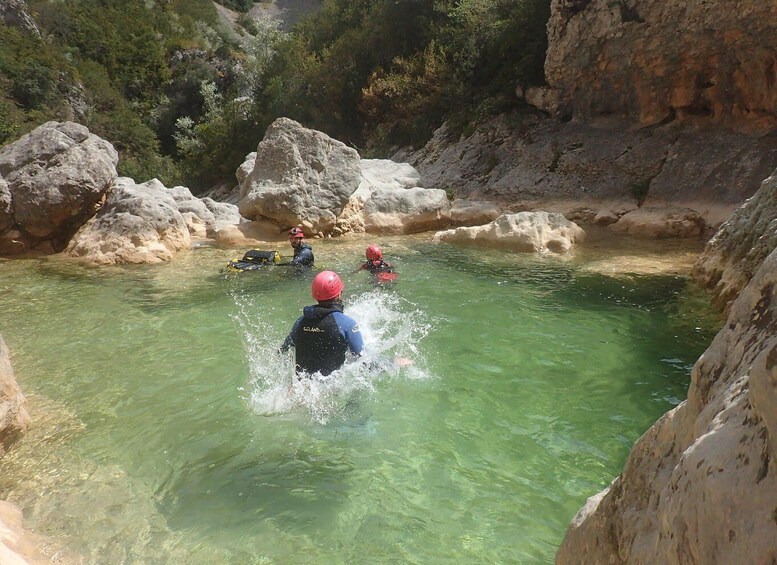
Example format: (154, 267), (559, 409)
(289, 243), (314, 266)
(280, 302), (363, 376)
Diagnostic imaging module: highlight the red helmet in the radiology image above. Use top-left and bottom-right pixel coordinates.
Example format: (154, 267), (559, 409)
(289, 227), (305, 239)
(311, 271), (344, 301)
(366, 244), (382, 261)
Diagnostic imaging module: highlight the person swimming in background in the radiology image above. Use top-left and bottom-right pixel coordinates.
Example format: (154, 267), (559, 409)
(358, 244), (397, 283)
(278, 227), (314, 267)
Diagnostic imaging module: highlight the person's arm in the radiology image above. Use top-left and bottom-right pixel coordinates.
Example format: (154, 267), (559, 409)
(333, 313), (363, 355)
(279, 319), (301, 353)
(289, 247), (314, 266)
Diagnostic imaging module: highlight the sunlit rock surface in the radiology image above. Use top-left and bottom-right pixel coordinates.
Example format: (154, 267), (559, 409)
(609, 207), (706, 238)
(66, 178), (191, 264)
(557, 183), (777, 564)
(434, 212), (584, 253)
(693, 169), (777, 313)
(335, 158), (443, 236)
(363, 187), (451, 235)
(0, 121), (118, 255)
(239, 117), (361, 235)
(450, 199), (502, 227)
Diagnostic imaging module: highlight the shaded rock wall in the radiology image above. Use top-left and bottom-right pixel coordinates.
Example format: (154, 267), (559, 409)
(544, 0), (777, 134)
(396, 115), (777, 229)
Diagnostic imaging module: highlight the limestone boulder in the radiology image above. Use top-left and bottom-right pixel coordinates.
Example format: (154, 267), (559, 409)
(0, 334), (29, 457)
(214, 219), (286, 248)
(236, 151), (257, 187)
(363, 187), (451, 235)
(0, 121), (118, 255)
(334, 158), (425, 235)
(239, 118), (361, 234)
(434, 212), (584, 253)
(610, 207), (706, 238)
(693, 169), (777, 313)
(66, 178), (191, 264)
(166, 185), (241, 236)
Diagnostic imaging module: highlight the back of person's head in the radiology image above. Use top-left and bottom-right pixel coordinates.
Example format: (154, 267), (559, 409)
(312, 270), (344, 302)
(366, 244), (382, 261)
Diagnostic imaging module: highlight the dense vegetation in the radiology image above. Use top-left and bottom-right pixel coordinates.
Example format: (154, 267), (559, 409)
(0, 0), (549, 192)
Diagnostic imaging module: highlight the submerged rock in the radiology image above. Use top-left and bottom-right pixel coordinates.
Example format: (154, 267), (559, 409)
(434, 212), (584, 253)
(0, 334), (29, 457)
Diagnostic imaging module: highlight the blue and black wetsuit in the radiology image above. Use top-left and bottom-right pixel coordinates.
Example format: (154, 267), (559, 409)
(289, 243), (314, 266)
(280, 302), (363, 376)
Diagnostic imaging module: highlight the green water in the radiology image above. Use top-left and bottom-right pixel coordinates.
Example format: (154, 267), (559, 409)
(0, 233), (721, 563)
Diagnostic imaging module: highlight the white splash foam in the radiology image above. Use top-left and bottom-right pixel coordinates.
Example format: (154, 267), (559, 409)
(232, 288), (431, 423)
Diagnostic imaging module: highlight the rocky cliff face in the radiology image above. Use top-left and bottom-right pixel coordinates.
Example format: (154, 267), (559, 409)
(556, 170), (777, 563)
(542, 0), (777, 135)
(693, 171), (777, 313)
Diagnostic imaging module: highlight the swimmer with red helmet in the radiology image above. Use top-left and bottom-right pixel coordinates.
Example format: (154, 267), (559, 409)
(280, 271), (362, 377)
(279, 227), (314, 267)
(358, 244), (397, 283)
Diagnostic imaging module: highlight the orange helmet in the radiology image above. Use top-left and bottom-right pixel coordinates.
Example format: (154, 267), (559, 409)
(289, 227), (305, 239)
(366, 244), (382, 261)
(311, 271), (344, 301)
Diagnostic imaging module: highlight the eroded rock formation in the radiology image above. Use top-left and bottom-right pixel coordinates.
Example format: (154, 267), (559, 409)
(543, 0), (777, 134)
(556, 171), (777, 564)
(239, 117), (362, 235)
(434, 211), (584, 253)
(693, 169), (777, 313)
(66, 178), (192, 264)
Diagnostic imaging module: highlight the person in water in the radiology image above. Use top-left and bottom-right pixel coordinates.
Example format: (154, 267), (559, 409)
(358, 244), (397, 283)
(280, 270), (363, 377)
(280, 227), (314, 267)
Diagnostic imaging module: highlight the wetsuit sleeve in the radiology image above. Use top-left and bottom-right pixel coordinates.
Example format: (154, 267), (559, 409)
(290, 247), (314, 266)
(333, 313), (363, 355)
(279, 318), (302, 352)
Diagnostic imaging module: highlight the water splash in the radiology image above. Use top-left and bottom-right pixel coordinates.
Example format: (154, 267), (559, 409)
(232, 287), (431, 423)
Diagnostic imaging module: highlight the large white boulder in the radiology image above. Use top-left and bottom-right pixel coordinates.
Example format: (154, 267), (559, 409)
(66, 178), (191, 264)
(434, 211), (584, 253)
(239, 118), (361, 234)
(364, 187), (451, 235)
(334, 158), (434, 235)
(0, 121), (118, 255)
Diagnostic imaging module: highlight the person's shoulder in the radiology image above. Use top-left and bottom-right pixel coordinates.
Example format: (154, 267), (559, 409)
(333, 311), (358, 326)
